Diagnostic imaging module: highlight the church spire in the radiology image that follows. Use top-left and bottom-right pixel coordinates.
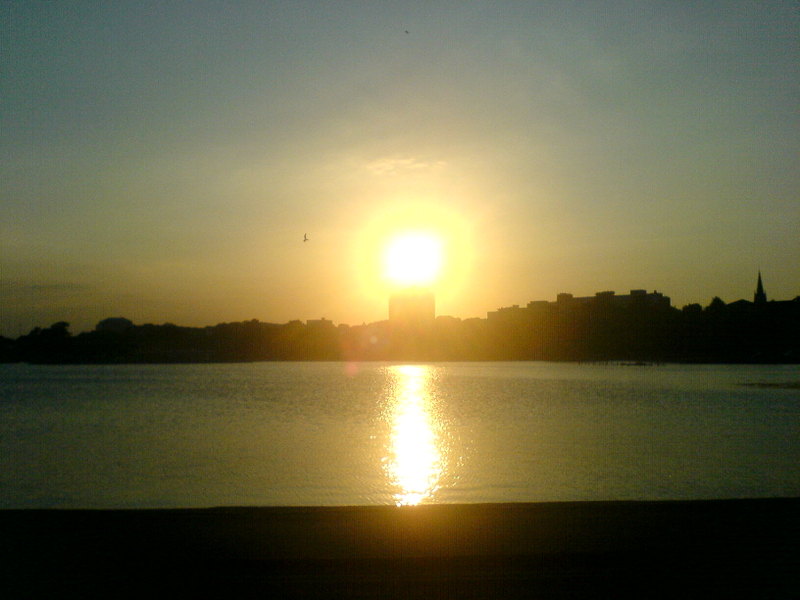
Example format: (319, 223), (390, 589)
(754, 270), (767, 305)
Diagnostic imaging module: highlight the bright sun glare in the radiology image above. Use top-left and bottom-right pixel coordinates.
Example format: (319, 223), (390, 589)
(383, 232), (443, 288)
(353, 202), (473, 308)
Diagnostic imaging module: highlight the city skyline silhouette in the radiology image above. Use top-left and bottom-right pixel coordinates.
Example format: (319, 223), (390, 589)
(3, 271), (797, 364)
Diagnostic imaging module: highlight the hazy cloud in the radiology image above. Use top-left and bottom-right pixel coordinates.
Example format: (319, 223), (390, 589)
(365, 157), (446, 176)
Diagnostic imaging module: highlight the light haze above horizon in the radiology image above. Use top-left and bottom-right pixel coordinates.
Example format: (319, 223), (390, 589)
(2, 2), (799, 337)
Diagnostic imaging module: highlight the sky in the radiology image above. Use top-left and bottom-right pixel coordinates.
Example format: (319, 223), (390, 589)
(2, 1), (799, 337)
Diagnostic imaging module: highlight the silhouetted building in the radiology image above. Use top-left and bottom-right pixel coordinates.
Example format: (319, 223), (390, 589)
(488, 289), (671, 320)
(389, 289), (435, 327)
(486, 304), (525, 324)
(570, 289), (671, 310)
(754, 271), (767, 305)
(306, 318), (334, 330)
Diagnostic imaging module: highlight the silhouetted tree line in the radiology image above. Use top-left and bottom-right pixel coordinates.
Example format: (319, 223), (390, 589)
(1, 297), (798, 364)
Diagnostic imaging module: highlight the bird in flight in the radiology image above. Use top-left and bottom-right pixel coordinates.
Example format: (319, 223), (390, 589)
(303, 233), (309, 242)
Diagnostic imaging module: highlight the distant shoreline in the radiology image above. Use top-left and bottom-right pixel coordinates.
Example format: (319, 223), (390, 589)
(4, 296), (798, 364)
(4, 358), (800, 366)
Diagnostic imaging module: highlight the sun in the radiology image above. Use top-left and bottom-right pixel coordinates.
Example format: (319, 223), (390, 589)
(383, 231), (443, 288)
(352, 201), (474, 308)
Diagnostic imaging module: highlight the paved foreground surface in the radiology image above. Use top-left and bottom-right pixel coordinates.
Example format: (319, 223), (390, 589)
(2, 499), (799, 598)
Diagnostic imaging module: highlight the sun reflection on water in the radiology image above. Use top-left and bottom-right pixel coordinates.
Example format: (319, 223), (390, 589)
(384, 364), (445, 506)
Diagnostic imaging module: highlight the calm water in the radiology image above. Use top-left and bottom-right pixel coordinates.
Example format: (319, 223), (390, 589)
(1, 362), (798, 508)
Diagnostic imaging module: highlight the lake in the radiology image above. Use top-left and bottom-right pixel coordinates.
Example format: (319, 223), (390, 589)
(1, 361), (798, 508)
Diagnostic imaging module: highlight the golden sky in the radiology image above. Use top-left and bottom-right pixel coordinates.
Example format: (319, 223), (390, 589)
(2, 2), (799, 336)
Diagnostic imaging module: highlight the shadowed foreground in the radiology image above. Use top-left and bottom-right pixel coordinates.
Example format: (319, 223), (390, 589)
(3, 499), (798, 598)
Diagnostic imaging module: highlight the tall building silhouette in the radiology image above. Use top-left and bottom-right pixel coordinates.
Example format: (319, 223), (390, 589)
(389, 289), (435, 327)
(754, 271), (767, 305)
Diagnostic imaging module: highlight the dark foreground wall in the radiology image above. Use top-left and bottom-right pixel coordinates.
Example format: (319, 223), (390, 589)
(2, 499), (798, 599)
